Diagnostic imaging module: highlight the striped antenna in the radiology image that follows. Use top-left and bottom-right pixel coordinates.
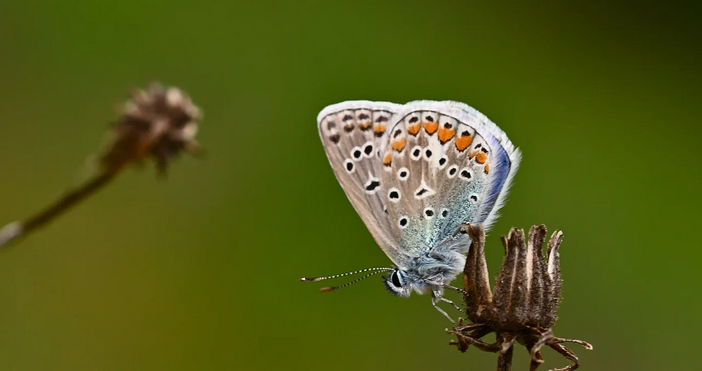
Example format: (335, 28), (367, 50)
(300, 267), (393, 292)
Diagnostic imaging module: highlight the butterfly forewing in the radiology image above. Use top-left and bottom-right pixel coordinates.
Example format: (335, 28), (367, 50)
(318, 101), (407, 266)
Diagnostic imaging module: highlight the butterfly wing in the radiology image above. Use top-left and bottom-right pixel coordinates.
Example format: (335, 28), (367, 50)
(317, 101), (408, 266)
(378, 101), (521, 253)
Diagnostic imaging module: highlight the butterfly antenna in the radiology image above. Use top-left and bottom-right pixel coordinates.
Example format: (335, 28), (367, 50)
(300, 267), (393, 292)
(318, 269), (392, 292)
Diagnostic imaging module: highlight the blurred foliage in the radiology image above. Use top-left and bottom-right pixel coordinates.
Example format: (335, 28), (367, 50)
(0, 1), (699, 370)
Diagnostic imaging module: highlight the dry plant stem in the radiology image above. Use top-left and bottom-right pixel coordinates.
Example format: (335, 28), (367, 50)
(0, 82), (202, 249)
(23, 172), (115, 232)
(497, 343), (514, 371)
(0, 171), (116, 248)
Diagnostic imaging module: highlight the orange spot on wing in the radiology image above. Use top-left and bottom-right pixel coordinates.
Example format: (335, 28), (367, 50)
(407, 123), (421, 136)
(392, 138), (406, 152)
(423, 122), (438, 135)
(476, 152), (487, 164)
(344, 124), (354, 132)
(373, 124), (386, 135)
(484, 163), (490, 174)
(438, 128), (456, 144)
(455, 135), (473, 151)
(359, 122), (372, 131)
(469, 150), (478, 159)
(383, 153), (392, 166)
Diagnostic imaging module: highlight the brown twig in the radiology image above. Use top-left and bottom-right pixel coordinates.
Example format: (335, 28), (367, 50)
(0, 82), (202, 249)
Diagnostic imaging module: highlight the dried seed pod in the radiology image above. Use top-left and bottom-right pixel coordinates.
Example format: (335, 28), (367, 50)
(447, 224), (592, 371)
(0, 83), (203, 248)
(101, 82), (202, 175)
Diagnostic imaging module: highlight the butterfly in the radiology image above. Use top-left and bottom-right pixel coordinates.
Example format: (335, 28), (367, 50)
(301, 100), (520, 322)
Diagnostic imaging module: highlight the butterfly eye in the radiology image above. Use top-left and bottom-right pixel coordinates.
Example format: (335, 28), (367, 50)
(391, 270), (403, 288)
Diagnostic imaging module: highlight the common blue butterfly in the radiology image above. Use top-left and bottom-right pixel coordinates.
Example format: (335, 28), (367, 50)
(301, 101), (520, 322)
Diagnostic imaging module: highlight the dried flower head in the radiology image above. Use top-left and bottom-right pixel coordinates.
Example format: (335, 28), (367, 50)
(100, 82), (202, 175)
(447, 224), (592, 371)
(0, 83), (203, 248)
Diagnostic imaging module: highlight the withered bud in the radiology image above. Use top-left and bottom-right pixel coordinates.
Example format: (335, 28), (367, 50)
(100, 82), (202, 175)
(0, 83), (203, 248)
(448, 224), (592, 371)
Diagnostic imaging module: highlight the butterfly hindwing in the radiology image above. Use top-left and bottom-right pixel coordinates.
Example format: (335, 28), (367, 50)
(379, 101), (521, 253)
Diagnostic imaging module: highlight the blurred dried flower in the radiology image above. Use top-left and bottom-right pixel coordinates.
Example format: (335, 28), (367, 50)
(447, 224), (592, 371)
(0, 82), (203, 248)
(101, 82), (202, 176)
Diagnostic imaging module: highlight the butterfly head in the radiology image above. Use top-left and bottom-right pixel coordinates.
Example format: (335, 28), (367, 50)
(382, 268), (412, 297)
(382, 266), (444, 298)
(301, 266), (431, 297)
(383, 243), (469, 298)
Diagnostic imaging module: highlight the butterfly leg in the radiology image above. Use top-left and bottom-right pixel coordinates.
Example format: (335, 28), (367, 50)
(431, 292), (457, 323)
(445, 284), (469, 296)
(440, 296), (466, 314)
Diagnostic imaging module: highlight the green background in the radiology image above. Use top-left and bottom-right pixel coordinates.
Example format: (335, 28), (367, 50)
(0, 1), (699, 370)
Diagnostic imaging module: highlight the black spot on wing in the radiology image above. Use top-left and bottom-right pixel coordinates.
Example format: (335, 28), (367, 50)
(365, 180), (381, 192)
